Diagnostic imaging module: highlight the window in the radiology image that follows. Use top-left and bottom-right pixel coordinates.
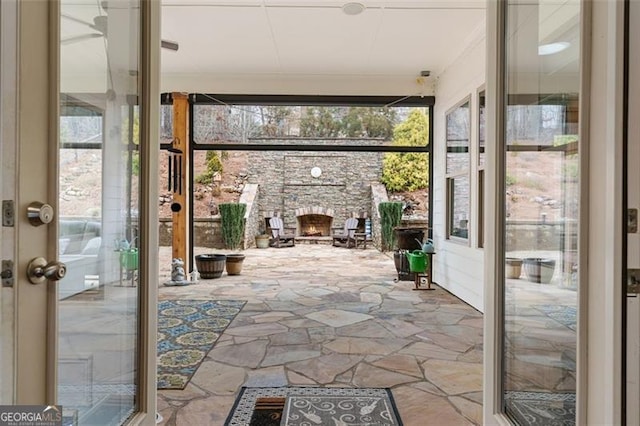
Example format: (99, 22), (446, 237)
(446, 99), (470, 241)
(447, 175), (470, 239)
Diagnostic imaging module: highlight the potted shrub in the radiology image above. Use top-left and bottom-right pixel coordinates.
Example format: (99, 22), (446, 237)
(378, 201), (403, 252)
(219, 203), (247, 250)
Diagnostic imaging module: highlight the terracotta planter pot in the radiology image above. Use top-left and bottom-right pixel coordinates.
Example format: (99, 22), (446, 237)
(225, 254), (245, 275)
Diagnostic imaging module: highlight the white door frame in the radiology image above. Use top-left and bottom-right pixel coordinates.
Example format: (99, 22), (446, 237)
(625, 0), (640, 423)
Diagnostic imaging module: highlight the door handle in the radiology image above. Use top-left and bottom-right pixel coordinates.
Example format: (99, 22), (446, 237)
(26, 257), (66, 284)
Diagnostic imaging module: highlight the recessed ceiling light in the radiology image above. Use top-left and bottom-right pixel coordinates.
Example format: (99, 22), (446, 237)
(538, 42), (570, 56)
(342, 2), (365, 16)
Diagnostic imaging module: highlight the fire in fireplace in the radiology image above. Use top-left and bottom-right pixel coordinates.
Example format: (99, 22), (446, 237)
(298, 214), (333, 237)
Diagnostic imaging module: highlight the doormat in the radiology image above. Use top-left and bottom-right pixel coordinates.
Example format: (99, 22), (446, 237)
(505, 391), (576, 426)
(157, 299), (245, 390)
(225, 387), (403, 426)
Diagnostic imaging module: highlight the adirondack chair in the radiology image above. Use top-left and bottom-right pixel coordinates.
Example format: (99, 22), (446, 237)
(268, 216), (296, 248)
(332, 217), (359, 248)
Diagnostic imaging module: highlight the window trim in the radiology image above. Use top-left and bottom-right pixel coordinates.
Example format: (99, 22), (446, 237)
(446, 173), (472, 244)
(478, 87), (486, 248)
(445, 96), (472, 243)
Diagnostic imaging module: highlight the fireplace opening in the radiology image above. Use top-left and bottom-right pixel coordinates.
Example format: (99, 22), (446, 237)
(297, 214), (333, 237)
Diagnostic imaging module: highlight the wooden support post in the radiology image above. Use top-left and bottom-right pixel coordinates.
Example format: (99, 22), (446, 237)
(171, 93), (190, 271)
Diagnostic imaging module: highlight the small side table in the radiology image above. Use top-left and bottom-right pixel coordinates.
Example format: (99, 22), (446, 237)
(354, 232), (367, 249)
(413, 252), (436, 291)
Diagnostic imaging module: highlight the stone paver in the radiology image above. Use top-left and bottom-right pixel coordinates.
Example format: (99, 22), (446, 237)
(157, 245), (484, 425)
(305, 308), (372, 327)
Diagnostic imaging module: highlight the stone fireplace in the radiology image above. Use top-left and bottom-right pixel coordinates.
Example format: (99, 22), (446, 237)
(296, 207), (334, 237)
(248, 145), (385, 240)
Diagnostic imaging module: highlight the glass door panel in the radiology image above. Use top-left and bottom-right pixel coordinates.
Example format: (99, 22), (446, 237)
(59, 0), (140, 424)
(502, 1), (581, 424)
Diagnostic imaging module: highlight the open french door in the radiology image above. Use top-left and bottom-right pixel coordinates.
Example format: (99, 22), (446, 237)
(4, 1), (159, 424)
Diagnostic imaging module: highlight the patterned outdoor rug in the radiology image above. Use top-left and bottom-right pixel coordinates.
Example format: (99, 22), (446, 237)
(157, 299), (245, 390)
(533, 304), (577, 331)
(505, 391), (576, 426)
(225, 387), (403, 426)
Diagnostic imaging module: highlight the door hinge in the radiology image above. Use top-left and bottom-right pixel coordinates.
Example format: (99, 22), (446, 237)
(1, 260), (14, 287)
(2, 200), (14, 227)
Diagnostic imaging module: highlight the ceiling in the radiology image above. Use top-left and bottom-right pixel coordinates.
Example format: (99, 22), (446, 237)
(159, 0), (486, 94)
(60, 1), (583, 97)
(61, 1), (486, 95)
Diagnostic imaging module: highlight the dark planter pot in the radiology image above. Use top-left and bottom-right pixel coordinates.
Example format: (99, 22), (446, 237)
(523, 258), (556, 284)
(393, 250), (416, 281)
(195, 254), (226, 279)
(225, 254), (245, 275)
(394, 228), (425, 250)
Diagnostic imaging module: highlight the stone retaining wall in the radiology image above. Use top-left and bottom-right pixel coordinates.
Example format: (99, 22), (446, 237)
(159, 218), (223, 248)
(247, 138), (384, 232)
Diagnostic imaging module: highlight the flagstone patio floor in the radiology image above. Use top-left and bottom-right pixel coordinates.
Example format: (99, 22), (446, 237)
(157, 244), (484, 425)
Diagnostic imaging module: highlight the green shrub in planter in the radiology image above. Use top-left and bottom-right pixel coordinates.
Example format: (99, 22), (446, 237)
(219, 203), (247, 250)
(378, 201), (403, 251)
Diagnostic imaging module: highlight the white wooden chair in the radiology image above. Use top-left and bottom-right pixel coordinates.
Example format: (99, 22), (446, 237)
(268, 216), (296, 248)
(332, 217), (359, 248)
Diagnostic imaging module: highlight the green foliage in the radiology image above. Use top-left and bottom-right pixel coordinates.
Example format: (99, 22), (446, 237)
(219, 203), (247, 250)
(553, 134), (578, 147)
(300, 107), (343, 137)
(195, 151), (224, 184)
(381, 110), (430, 192)
(381, 152), (428, 191)
(378, 202), (403, 251)
(505, 174), (517, 186)
(342, 107), (397, 138)
(131, 152), (140, 176)
(391, 109), (429, 147)
(300, 106), (398, 138)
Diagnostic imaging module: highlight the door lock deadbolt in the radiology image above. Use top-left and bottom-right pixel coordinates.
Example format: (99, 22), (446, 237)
(27, 202), (54, 226)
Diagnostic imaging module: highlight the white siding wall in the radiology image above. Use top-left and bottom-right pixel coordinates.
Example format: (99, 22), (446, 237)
(432, 34), (486, 312)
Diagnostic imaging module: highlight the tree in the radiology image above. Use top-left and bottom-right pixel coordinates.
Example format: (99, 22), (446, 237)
(300, 106), (398, 138)
(343, 107), (397, 138)
(381, 109), (429, 192)
(257, 106), (294, 137)
(299, 106), (343, 137)
(195, 151), (224, 185)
